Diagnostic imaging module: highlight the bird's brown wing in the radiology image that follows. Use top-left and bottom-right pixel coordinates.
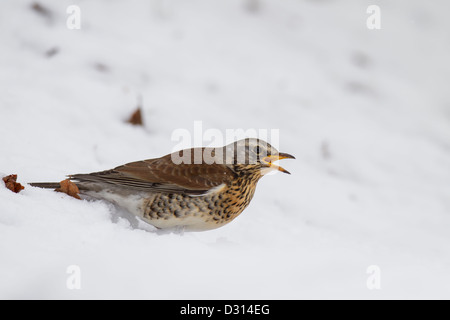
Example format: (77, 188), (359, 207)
(70, 149), (235, 195)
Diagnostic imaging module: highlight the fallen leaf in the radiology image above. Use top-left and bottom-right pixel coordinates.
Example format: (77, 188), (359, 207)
(31, 2), (53, 19)
(127, 107), (144, 126)
(2, 175), (25, 194)
(55, 179), (81, 200)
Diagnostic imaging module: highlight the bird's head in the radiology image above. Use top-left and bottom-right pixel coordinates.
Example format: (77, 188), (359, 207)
(221, 138), (295, 176)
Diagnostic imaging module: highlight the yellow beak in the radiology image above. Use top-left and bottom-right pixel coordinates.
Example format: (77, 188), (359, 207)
(262, 153), (296, 174)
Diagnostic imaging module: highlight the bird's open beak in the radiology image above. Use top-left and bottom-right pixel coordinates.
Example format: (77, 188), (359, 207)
(262, 153), (296, 174)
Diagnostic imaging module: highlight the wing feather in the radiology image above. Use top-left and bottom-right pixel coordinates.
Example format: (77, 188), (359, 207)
(71, 149), (234, 195)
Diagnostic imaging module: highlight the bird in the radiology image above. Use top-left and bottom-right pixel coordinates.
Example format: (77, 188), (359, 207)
(31, 138), (295, 232)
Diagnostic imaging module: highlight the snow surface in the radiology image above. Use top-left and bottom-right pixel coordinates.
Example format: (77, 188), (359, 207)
(1, 0), (450, 299)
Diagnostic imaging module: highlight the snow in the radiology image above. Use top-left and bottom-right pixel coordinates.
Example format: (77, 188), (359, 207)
(1, 0), (450, 299)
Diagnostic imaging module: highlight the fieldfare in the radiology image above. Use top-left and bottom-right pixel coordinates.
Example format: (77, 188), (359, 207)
(31, 139), (294, 231)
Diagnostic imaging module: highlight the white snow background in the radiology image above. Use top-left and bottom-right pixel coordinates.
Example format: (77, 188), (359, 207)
(1, 0), (450, 299)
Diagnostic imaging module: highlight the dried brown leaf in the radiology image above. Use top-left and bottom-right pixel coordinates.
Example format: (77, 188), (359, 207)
(127, 108), (144, 126)
(55, 179), (81, 200)
(3, 175), (25, 194)
(31, 2), (52, 19)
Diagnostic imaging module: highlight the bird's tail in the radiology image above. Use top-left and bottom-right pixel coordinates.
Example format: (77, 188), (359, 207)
(29, 182), (61, 189)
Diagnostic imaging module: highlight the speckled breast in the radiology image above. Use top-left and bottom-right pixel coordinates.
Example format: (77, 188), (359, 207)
(141, 176), (258, 231)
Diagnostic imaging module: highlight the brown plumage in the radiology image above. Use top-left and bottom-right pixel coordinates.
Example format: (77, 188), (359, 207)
(31, 139), (294, 231)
